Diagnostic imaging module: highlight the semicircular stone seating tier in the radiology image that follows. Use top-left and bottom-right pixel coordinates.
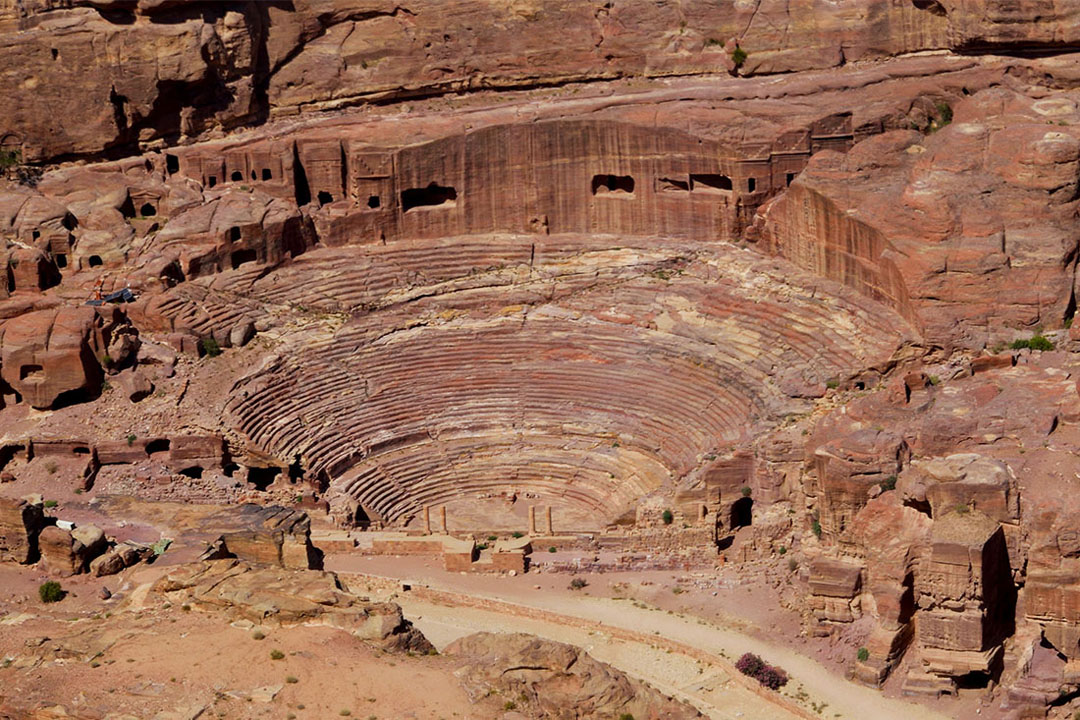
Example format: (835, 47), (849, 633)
(223, 235), (912, 529)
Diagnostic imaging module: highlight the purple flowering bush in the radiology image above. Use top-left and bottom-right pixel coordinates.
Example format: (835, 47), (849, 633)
(735, 652), (789, 690)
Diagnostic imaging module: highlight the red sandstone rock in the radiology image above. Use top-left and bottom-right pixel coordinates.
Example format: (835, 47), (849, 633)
(38, 524), (107, 577)
(197, 504), (318, 570)
(812, 429), (908, 539)
(445, 632), (701, 719)
(152, 559), (431, 651)
(761, 87), (1080, 349)
(0, 305), (106, 409)
(0, 496), (44, 564)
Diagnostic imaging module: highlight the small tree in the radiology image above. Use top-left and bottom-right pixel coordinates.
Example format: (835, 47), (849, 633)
(200, 337), (222, 357)
(39, 581), (64, 603)
(731, 46), (748, 69)
(857, 647), (870, 662)
(661, 509), (674, 525)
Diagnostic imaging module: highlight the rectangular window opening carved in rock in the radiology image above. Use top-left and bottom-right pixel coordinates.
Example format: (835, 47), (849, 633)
(690, 174), (733, 193)
(591, 174), (635, 196)
(657, 177), (689, 193)
(401, 183), (458, 212)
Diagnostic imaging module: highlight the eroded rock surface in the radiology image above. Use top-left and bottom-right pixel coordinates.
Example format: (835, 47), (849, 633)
(153, 559), (431, 652)
(445, 631), (701, 719)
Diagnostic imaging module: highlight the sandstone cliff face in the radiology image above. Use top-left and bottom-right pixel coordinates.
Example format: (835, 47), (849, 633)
(940, 0), (1080, 50)
(0, 305), (106, 409)
(0, 0), (954, 163)
(760, 87), (1080, 349)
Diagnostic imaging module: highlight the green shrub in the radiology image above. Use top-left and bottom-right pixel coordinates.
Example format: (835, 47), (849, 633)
(503, 701), (517, 710)
(880, 475), (897, 492)
(661, 509), (674, 525)
(935, 101), (953, 127)
(569, 577), (588, 590)
(286, 675), (299, 684)
(43, 499), (58, 508)
(252, 630), (265, 640)
(954, 504), (970, 515)
(270, 649), (285, 660)
(857, 647), (870, 662)
(825, 380), (839, 389)
(44, 462), (58, 475)
(487, 535), (497, 541)
(512, 531), (524, 538)
(1011, 334), (1054, 351)
(740, 486), (752, 497)
(548, 546), (556, 553)
(811, 520), (822, 538)
(1029, 334), (1054, 351)
(126, 433), (137, 446)
(778, 546), (787, 555)
(731, 46), (748, 68)
(39, 581), (64, 603)
(0, 149), (21, 170)
(788, 558), (798, 572)
(620, 714), (636, 720)
(200, 337), (222, 357)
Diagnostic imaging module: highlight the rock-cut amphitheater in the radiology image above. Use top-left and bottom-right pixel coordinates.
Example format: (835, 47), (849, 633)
(6, 2), (1080, 719)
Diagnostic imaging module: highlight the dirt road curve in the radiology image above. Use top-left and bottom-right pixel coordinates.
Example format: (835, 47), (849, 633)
(344, 572), (951, 720)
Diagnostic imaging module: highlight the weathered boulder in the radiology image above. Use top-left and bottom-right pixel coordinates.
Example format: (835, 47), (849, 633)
(38, 524), (107, 577)
(808, 558), (863, 624)
(152, 559), (431, 651)
(114, 367), (154, 403)
(0, 305), (105, 409)
(0, 496), (44, 563)
(445, 632), (702, 720)
(902, 454), (1020, 525)
(198, 504), (318, 570)
(89, 541), (152, 577)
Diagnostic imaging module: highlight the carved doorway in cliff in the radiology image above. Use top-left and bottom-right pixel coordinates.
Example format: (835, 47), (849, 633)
(730, 497), (753, 528)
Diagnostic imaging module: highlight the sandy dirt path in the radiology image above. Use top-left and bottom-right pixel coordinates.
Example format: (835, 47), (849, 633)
(342, 566), (953, 720)
(404, 596), (795, 720)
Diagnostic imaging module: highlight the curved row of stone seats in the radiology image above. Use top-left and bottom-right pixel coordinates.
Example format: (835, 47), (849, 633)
(335, 432), (667, 503)
(336, 434), (668, 524)
(221, 235), (911, 526)
(232, 319), (748, 461)
(129, 278), (265, 343)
